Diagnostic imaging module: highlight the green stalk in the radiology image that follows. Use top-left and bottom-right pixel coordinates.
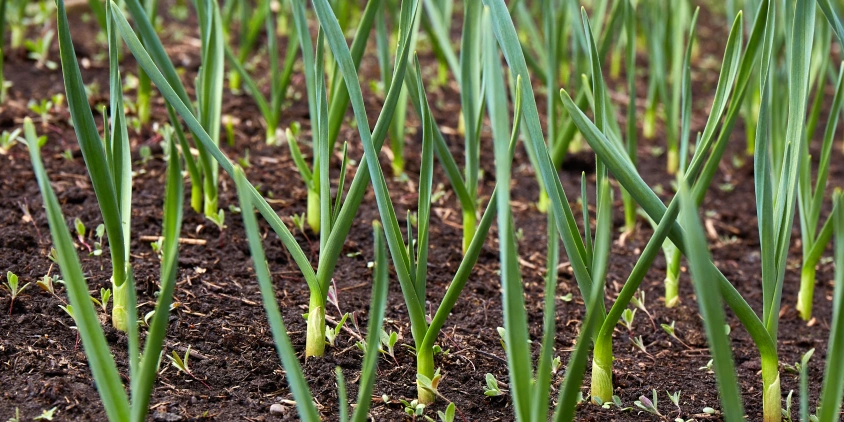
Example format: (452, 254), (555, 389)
(305, 292), (326, 357)
(818, 190), (844, 422)
(679, 181), (745, 421)
(461, 210), (477, 254)
(196, 0), (224, 222)
(664, 249), (681, 307)
(796, 58), (844, 320)
(137, 71), (152, 123)
(416, 345), (435, 404)
(307, 188), (321, 234)
(135, 0), (159, 124)
(796, 265), (817, 320)
(621, 0), (637, 234)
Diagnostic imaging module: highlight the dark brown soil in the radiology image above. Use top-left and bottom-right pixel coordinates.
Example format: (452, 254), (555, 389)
(1, 4), (841, 422)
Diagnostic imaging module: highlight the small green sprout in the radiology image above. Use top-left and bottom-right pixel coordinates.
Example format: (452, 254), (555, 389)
(51, 94), (64, 109)
(25, 29), (57, 70)
(483, 373), (506, 397)
(138, 145), (152, 164)
(90, 288), (111, 318)
(0, 129), (21, 154)
(206, 209), (225, 231)
(237, 148), (251, 168)
(551, 355), (563, 375)
(150, 239), (163, 258)
(47, 247), (59, 264)
(399, 399), (426, 417)
(436, 402), (456, 422)
(416, 368), (442, 398)
(169, 346), (192, 375)
(379, 329), (399, 363)
(593, 395), (632, 411)
(37, 271), (62, 297)
(28, 99), (54, 127)
(3, 271), (31, 314)
(631, 335), (648, 355)
(33, 407), (57, 421)
(62, 149), (73, 161)
(59, 304), (75, 321)
(291, 213), (306, 233)
(143, 310), (156, 327)
(224, 115), (235, 146)
(91, 224), (105, 257)
(630, 290), (656, 329)
(7, 407), (21, 422)
(661, 321), (692, 349)
(634, 390), (664, 418)
(168, 346), (210, 389)
(73, 218), (92, 252)
(666, 390), (682, 418)
(620, 308), (636, 331)
(326, 313), (349, 347)
(699, 359), (714, 373)
(783, 390), (794, 422)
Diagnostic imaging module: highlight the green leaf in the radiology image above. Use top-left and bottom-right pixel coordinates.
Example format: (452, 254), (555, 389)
(818, 190), (844, 421)
(26, 116), (129, 421)
(679, 181), (744, 421)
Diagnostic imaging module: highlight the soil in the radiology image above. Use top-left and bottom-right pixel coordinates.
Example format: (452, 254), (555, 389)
(1, 4), (841, 422)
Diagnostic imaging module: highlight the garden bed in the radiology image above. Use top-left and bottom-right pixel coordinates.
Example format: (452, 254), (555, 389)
(0, 3), (840, 421)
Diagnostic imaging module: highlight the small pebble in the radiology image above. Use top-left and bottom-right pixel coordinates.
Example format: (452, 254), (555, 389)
(151, 412), (183, 422)
(270, 403), (285, 416)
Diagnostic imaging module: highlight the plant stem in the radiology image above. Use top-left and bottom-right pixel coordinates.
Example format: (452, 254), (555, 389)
(665, 248), (681, 308)
(10, 26), (21, 50)
(796, 264), (817, 321)
(590, 339), (614, 404)
(762, 358), (781, 422)
(666, 147), (679, 175)
(537, 188), (550, 214)
(643, 105), (657, 139)
(266, 122), (278, 146)
(305, 292), (325, 357)
(229, 70), (241, 92)
(111, 276), (129, 332)
(203, 177), (218, 220)
(462, 209), (476, 255)
(417, 344), (436, 404)
(391, 146), (405, 177)
(137, 69), (152, 124)
(622, 188), (636, 234)
(190, 182), (203, 214)
(307, 188), (320, 234)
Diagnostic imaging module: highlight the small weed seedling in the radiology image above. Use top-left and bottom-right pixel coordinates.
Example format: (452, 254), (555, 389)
(483, 373), (507, 397)
(33, 407), (57, 421)
(90, 288), (111, 321)
(635, 390), (665, 418)
(25, 29), (57, 70)
(379, 329), (399, 364)
(28, 99), (54, 127)
(3, 271), (31, 314)
(661, 321), (692, 349)
(168, 346), (211, 389)
(593, 395), (632, 411)
(325, 312), (348, 347)
(620, 308), (636, 331)
(0, 129), (21, 154)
